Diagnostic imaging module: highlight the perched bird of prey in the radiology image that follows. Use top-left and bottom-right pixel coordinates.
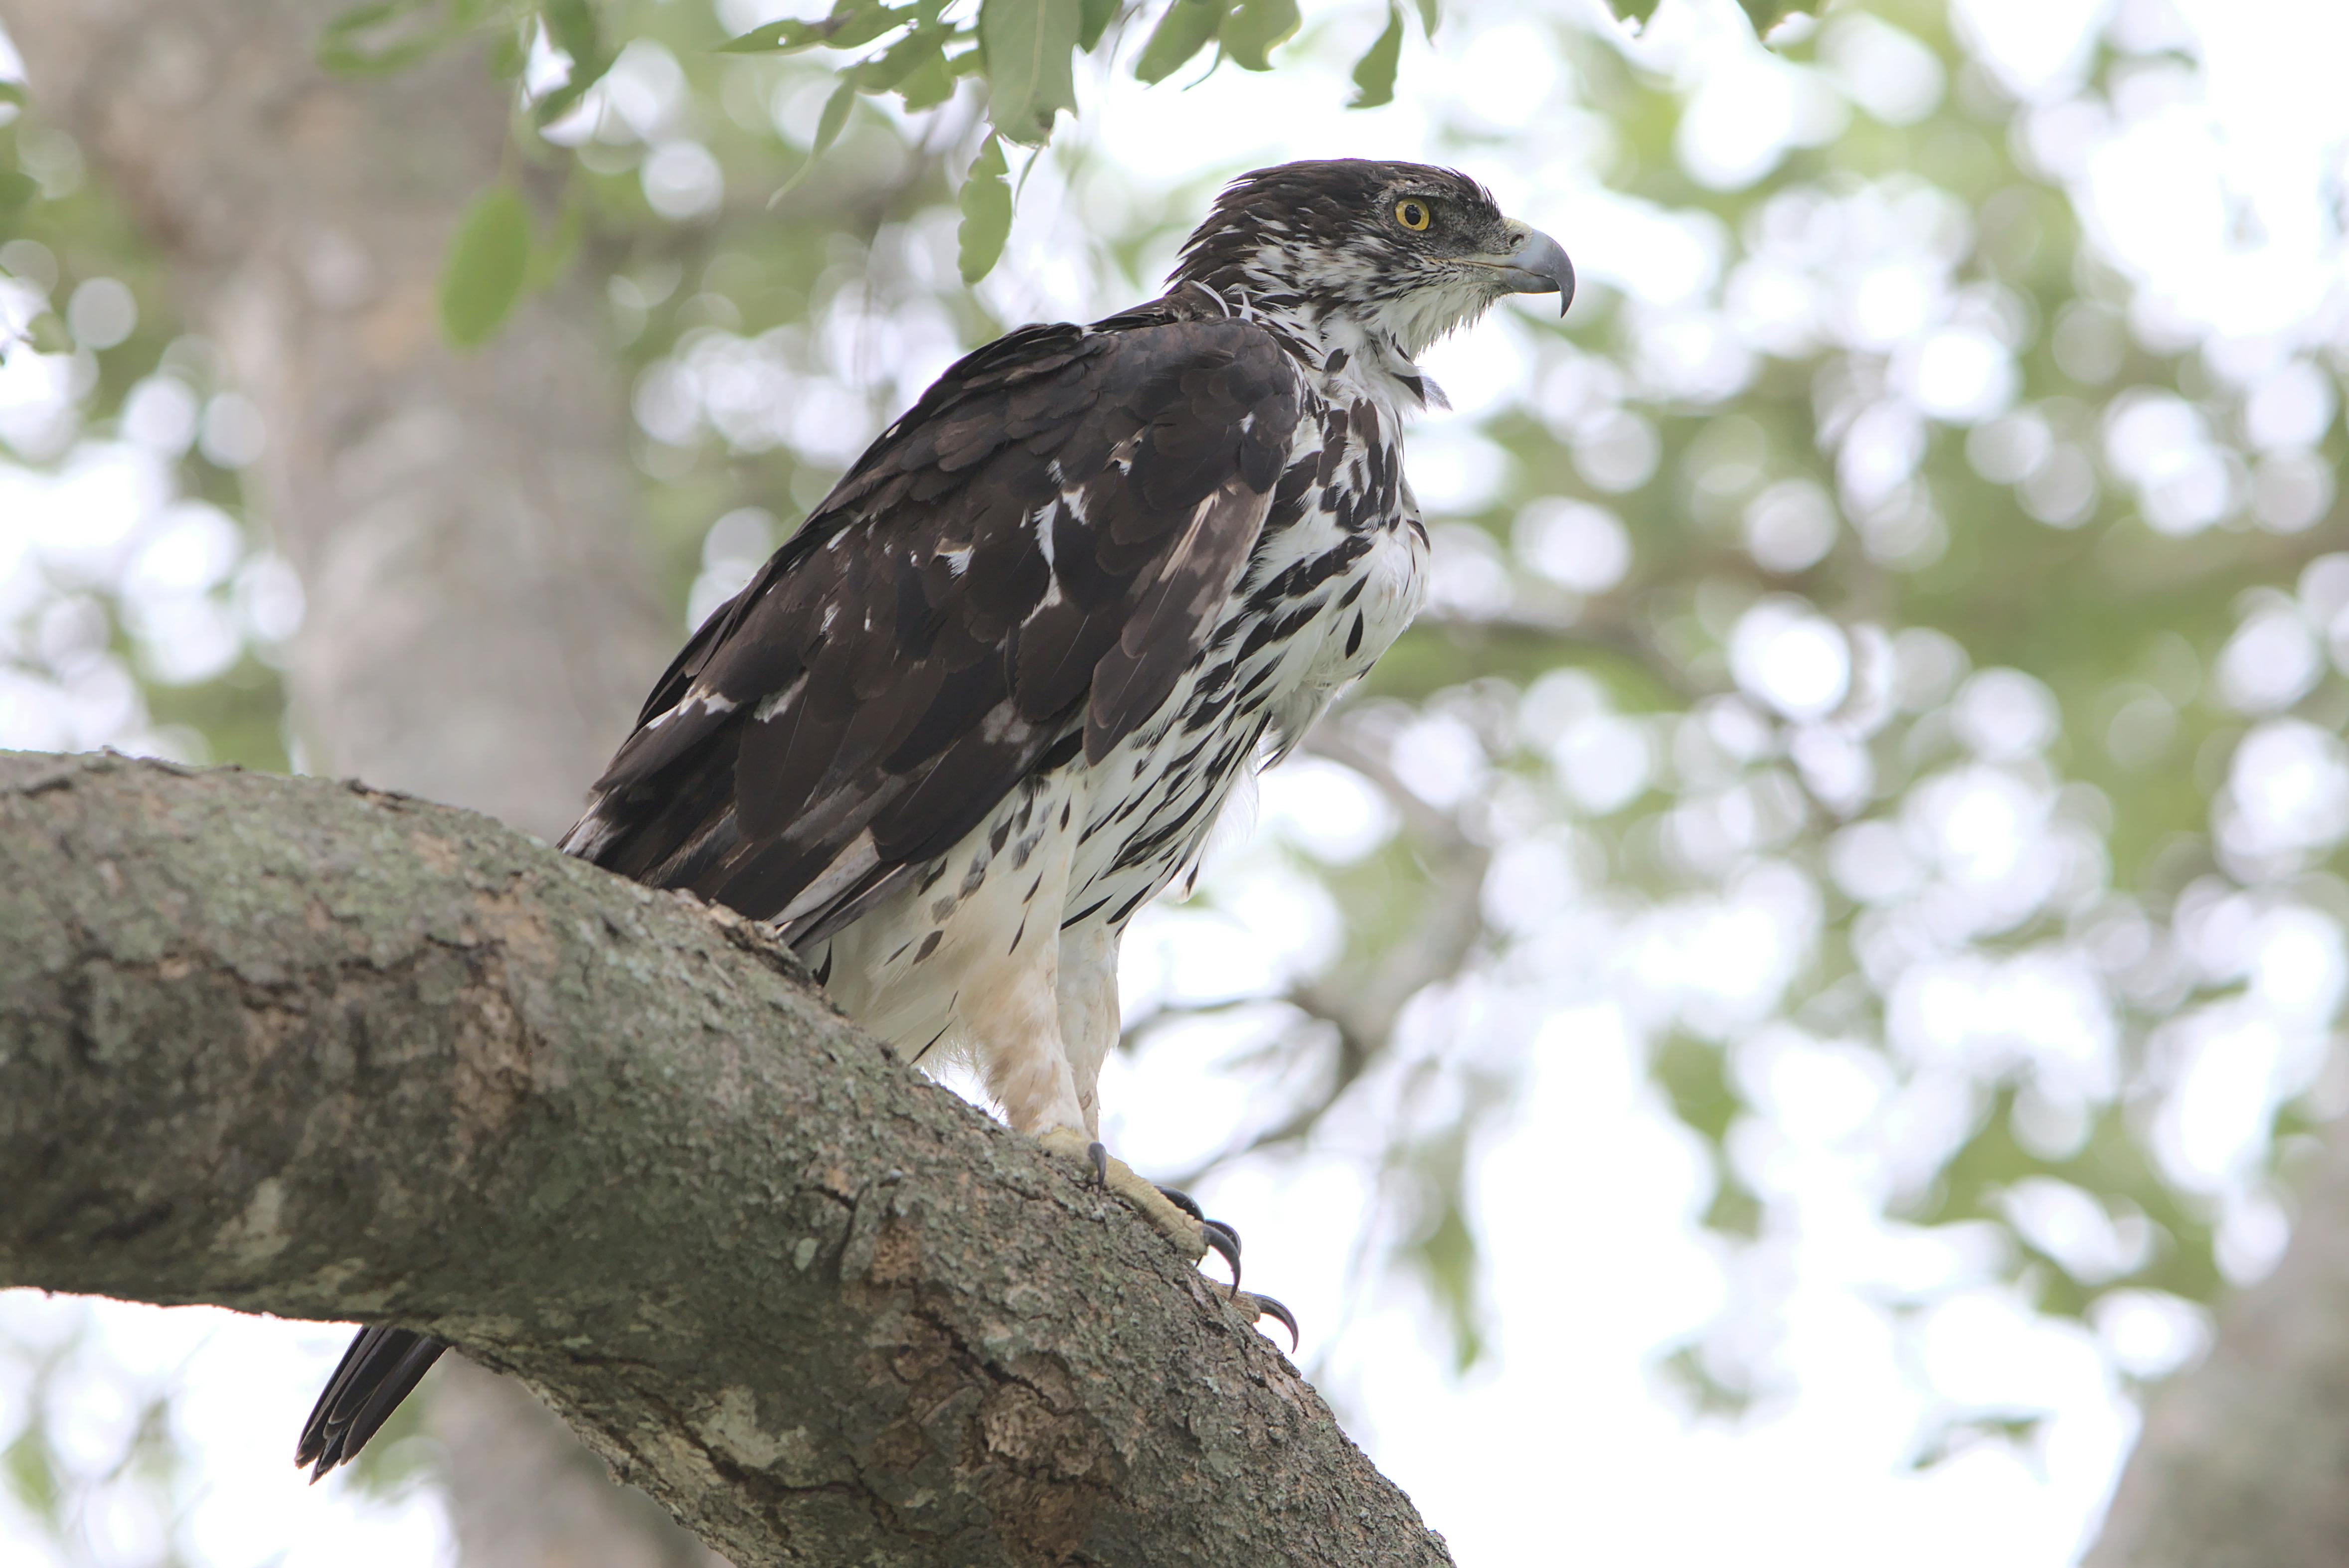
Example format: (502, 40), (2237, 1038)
(297, 157), (1570, 1478)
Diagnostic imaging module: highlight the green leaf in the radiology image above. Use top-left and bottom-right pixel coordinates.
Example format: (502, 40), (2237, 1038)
(820, 0), (915, 50)
(767, 76), (859, 205)
(1414, 0), (1437, 35)
(722, 0), (911, 54)
(317, 0), (448, 74)
(980, 0), (1082, 144)
(811, 76), (857, 156)
(853, 25), (946, 92)
(896, 45), (958, 110)
(438, 184), (531, 348)
(1133, 0), (1220, 84)
(958, 134), (1013, 284)
(1223, 0), (1299, 71)
(721, 17), (823, 51)
(1347, 4), (1403, 108)
(0, 170), (35, 212)
(1604, 0), (1661, 29)
(0, 80), (26, 108)
(1077, 0), (1119, 50)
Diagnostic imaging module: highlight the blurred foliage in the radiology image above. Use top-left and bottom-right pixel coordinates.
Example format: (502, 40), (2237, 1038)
(0, 1313), (190, 1568)
(0, 80), (290, 771)
(332, 0), (1820, 317)
(1261, 0), (2345, 1435)
(313, 0), (1448, 302)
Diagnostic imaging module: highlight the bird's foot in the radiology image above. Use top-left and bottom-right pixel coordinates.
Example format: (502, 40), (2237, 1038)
(1152, 1182), (1245, 1292)
(1139, 1184), (1297, 1349)
(1036, 1127), (1243, 1290)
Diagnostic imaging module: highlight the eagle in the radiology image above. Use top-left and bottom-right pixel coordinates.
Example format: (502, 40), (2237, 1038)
(296, 157), (1571, 1477)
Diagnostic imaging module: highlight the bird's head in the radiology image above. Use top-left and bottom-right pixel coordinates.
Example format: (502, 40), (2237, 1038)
(1169, 158), (1574, 361)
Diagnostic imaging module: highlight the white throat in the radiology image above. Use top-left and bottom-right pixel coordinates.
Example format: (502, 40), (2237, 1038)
(1183, 281), (1451, 417)
(1307, 314), (1452, 414)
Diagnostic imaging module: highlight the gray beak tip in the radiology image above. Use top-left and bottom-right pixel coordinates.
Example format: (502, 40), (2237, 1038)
(1499, 226), (1575, 319)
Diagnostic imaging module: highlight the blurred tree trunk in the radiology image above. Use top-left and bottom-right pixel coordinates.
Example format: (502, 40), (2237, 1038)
(4, 0), (668, 838)
(432, 1359), (727, 1568)
(2, 3), (708, 1563)
(2083, 1124), (2349, 1568)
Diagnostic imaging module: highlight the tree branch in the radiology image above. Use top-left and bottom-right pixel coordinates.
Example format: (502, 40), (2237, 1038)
(0, 751), (1452, 1568)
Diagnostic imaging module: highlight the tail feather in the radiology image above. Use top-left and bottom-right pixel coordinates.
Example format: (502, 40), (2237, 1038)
(294, 1325), (448, 1479)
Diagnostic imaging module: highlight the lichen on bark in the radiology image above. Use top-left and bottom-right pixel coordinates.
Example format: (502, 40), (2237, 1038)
(0, 749), (1453, 1567)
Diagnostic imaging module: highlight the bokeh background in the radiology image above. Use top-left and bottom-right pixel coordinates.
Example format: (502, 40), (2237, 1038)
(3, 0), (2348, 1562)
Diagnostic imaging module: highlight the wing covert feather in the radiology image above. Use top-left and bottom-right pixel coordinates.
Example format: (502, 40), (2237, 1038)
(559, 314), (1307, 941)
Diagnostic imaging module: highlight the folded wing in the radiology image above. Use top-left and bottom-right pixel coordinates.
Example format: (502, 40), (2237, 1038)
(560, 315), (1305, 944)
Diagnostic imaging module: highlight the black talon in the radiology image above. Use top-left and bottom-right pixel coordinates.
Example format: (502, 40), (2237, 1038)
(1155, 1184), (1205, 1222)
(1086, 1140), (1109, 1187)
(1241, 1292), (1299, 1352)
(1201, 1219), (1242, 1295)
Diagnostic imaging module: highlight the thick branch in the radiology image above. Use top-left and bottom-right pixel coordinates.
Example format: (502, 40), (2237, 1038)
(0, 751), (1451, 1568)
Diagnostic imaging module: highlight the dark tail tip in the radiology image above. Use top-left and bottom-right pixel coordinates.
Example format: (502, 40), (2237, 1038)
(295, 1326), (449, 1477)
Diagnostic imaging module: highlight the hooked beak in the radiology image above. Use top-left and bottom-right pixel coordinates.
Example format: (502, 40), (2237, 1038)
(1489, 225), (1575, 316)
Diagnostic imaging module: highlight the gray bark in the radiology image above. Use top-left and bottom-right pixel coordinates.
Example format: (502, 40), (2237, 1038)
(2082, 1127), (2349, 1568)
(0, 749), (1453, 1567)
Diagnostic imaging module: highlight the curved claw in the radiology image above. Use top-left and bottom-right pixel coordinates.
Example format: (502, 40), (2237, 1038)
(1200, 1219), (1242, 1295)
(1154, 1184), (1205, 1222)
(1086, 1139), (1110, 1187)
(1236, 1291), (1299, 1352)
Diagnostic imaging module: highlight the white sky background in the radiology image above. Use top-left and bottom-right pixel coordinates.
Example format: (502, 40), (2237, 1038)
(5, 0), (2349, 1563)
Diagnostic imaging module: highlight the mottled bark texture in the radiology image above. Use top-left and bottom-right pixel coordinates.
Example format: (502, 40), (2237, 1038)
(2, 0), (670, 840)
(0, 750), (1454, 1567)
(2082, 1124), (2349, 1568)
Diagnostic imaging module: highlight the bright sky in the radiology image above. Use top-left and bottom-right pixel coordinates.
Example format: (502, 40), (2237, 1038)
(4, 0), (2349, 1564)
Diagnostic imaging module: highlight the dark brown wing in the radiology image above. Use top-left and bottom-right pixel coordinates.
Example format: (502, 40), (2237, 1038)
(559, 314), (1306, 943)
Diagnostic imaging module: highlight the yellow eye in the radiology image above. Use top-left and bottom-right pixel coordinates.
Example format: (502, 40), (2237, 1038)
(1394, 199), (1431, 232)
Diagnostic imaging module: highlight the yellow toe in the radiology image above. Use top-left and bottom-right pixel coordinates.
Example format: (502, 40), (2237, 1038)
(1033, 1127), (1208, 1261)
